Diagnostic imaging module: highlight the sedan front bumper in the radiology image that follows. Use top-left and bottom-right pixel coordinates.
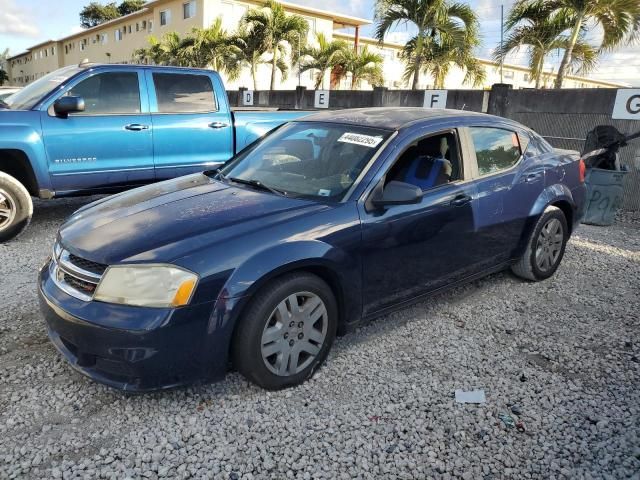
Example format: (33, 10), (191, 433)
(38, 260), (224, 392)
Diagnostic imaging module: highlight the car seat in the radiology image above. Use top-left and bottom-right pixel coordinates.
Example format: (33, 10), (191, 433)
(402, 137), (453, 190)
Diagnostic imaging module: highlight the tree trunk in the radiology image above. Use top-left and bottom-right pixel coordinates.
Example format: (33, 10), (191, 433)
(252, 63), (258, 90)
(411, 31), (425, 90)
(351, 74), (357, 90)
(534, 57), (543, 89)
(270, 48), (278, 90)
(555, 15), (583, 89)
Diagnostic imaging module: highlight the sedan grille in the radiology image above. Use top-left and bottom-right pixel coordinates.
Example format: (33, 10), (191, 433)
(51, 244), (105, 301)
(68, 253), (108, 276)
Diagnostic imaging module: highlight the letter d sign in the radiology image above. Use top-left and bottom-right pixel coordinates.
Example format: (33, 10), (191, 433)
(612, 89), (640, 120)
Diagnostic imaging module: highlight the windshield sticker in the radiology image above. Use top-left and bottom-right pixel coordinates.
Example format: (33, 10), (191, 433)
(318, 189), (331, 197)
(338, 132), (383, 148)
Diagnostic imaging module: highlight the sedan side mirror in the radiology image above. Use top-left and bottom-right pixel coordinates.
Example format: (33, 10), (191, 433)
(53, 96), (85, 118)
(372, 181), (423, 207)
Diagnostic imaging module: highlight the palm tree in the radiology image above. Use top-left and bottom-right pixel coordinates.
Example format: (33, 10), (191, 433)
(337, 47), (384, 89)
(241, 0), (308, 90)
(189, 18), (242, 80)
(494, 6), (598, 88)
(231, 28), (267, 90)
(299, 33), (349, 89)
(134, 32), (193, 66)
(510, 0), (640, 88)
(375, 0), (481, 90)
(400, 29), (485, 88)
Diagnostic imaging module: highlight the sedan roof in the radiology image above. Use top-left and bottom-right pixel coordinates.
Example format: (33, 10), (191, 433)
(299, 107), (492, 130)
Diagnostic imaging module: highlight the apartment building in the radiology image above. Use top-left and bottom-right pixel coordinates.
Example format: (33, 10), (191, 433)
(333, 33), (627, 90)
(7, 0), (368, 89)
(6, 0), (626, 90)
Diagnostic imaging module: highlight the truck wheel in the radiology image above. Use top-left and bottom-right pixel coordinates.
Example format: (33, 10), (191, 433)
(232, 272), (338, 390)
(0, 171), (33, 242)
(511, 205), (568, 281)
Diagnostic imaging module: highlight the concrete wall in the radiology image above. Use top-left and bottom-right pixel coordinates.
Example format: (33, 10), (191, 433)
(495, 88), (640, 210)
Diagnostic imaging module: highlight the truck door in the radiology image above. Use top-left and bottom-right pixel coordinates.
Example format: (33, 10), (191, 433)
(146, 70), (234, 179)
(41, 69), (154, 193)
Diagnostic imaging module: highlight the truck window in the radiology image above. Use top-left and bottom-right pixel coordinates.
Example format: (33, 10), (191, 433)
(66, 72), (141, 115)
(153, 73), (216, 113)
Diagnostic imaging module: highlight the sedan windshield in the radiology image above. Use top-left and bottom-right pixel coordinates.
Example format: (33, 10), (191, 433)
(220, 122), (391, 201)
(4, 66), (84, 110)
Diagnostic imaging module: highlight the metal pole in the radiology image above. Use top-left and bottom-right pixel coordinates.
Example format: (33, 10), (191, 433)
(500, 4), (504, 83)
(298, 32), (301, 87)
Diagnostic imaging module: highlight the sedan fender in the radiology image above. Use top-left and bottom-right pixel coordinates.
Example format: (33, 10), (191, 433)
(198, 239), (361, 380)
(516, 183), (576, 255)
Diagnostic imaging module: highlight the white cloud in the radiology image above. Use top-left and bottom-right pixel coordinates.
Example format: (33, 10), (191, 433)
(0, 0), (40, 38)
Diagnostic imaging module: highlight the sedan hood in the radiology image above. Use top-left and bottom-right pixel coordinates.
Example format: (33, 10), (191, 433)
(59, 174), (325, 264)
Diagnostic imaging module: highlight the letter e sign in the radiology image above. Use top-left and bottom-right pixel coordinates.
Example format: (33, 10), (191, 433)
(314, 90), (329, 109)
(423, 90), (448, 109)
(612, 89), (640, 120)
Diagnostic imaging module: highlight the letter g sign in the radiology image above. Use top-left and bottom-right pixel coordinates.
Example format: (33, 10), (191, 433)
(627, 94), (640, 115)
(612, 89), (640, 119)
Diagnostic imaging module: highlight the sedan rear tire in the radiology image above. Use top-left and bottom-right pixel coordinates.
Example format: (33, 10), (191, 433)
(232, 272), (338, 390)
(511, 205), (568, 281)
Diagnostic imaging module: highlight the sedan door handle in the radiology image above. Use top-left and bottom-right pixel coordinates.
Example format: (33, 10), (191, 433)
(523, 173), (542, 183)
(208, 122), (229, 129)
(450, 194), (472, 207)
(124, 124), (149, 131)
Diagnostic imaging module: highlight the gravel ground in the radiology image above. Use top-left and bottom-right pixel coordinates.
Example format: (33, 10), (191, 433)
(1, 198), (639, 480)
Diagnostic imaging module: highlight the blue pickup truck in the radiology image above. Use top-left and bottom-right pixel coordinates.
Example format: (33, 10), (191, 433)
(0, 63), (307, 241)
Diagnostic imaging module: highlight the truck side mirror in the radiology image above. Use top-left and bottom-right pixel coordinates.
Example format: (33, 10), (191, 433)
(53, 96), (85, 118)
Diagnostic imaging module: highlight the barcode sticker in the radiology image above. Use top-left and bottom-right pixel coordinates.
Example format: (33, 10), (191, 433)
(338, 132), (384, 148)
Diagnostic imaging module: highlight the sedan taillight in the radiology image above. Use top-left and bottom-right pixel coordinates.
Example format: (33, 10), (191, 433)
(579, 158), (586, 183)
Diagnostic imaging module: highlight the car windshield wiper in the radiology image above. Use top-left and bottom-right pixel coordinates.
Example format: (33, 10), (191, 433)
(228, 177), (287, 196)
(210, 167), (227, 181)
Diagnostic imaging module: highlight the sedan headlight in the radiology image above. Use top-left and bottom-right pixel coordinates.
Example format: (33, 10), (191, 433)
(94, 265), (198, 308)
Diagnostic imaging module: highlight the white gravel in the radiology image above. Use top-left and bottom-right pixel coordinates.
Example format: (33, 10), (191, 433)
(1, 198), (639, 480)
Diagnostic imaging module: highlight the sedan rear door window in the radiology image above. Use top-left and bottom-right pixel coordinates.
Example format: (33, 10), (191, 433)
(470, 127), (522, 176)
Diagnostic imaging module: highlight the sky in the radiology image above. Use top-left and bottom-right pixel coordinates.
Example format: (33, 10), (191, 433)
(0, 0), (637, 86)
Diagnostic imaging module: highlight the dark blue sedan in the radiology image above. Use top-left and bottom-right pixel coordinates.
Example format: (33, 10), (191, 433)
(38, 108), (586, 391)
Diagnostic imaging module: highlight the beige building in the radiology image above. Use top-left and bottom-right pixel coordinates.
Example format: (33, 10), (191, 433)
(333, 33), (627, 90)
(7, 0), (626, 90)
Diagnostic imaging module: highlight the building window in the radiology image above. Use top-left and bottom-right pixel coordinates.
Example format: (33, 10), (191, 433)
(128, 25), (132, 34)
(524, 73), (530, 82)
(51, 47), (55, 56)
(503, 70), (514, 79)
(136, 22), (140, 32)
(160, 9), (171, 26)
(115, 29), (122, 41)
(183, 1), (196, 19)
(148, 20), (153, 32)
(142, 20), (147, 30)
(101, 33), (108, 45)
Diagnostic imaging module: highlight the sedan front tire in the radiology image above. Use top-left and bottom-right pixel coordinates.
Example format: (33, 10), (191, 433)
(232, 272), (337, 390)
